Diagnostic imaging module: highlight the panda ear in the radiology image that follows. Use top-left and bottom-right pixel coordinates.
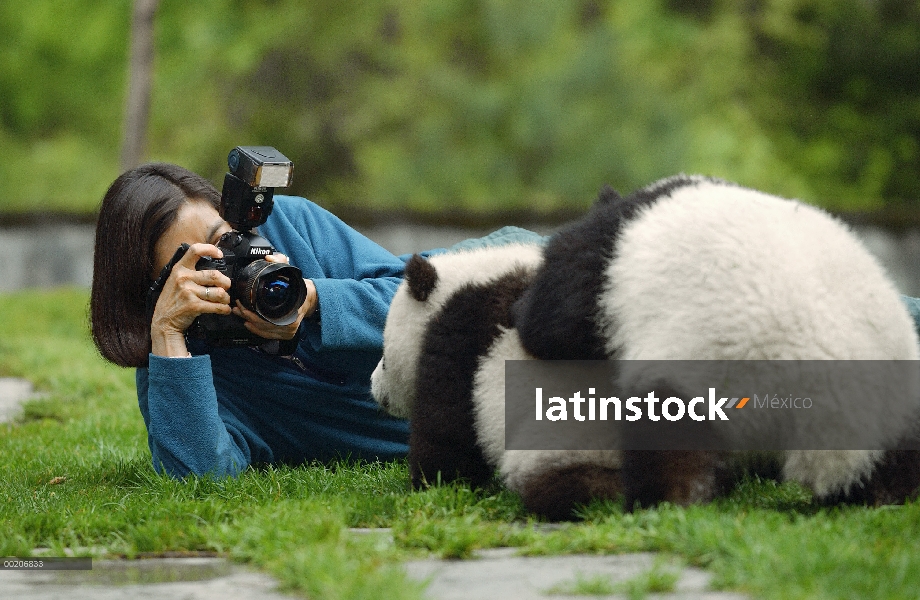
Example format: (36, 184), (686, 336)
(596, 184), (622, 205)
(405, 254), (438, 302)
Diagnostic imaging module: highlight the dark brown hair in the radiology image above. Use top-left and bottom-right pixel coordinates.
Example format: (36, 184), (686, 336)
(90, 163), (220, 368)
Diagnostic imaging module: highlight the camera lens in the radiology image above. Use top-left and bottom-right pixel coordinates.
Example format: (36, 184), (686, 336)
(258, 277), (292, 312)
(236, 260), (307, 325)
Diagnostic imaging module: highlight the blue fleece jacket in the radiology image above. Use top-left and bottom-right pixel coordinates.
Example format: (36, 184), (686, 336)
(136, 196), (549, 477)
(137, 196), (412, 477)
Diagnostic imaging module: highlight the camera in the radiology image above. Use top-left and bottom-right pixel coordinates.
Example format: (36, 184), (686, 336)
(187, 146), (308, 347)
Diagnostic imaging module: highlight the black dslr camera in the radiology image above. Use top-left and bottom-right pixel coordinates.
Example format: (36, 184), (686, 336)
(187, 146), (308, 347)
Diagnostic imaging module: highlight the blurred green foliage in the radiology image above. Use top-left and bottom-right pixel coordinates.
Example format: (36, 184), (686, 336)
(1, 0), (919, 216)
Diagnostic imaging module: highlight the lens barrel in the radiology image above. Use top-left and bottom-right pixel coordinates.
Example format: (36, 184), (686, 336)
(235, 260), (307, 325)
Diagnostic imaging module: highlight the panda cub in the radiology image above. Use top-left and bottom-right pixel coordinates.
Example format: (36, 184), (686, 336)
(371, 245), (621, 520)
(371, 244), (544, 490)
(513, 175), (920, 508)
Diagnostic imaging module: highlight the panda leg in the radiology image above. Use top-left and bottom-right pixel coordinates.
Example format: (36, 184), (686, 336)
(859, 449), (920, 505)
(621, 450), (731, 510)
(517, 464), (621, 521)
(407, 410), (493, 490)
(864, 427), (920, 505)
(408, 441), (493, 490)
(619, 384), (732, 510)
(818, 446), (920, 506)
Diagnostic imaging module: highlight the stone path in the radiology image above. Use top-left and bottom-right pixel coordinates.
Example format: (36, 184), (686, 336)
(0, 557), (297, 600)
(404, 548), (746, 600)
(0, 547), (748, 600)
(0, 377), (38, 423)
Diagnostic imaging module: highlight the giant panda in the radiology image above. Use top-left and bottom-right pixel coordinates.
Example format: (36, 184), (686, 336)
(513, 175), (920, 509)
(370, 245), (621, 520)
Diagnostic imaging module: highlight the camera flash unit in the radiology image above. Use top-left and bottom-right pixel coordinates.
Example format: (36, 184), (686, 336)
(220, 146), (294, 230)
(228, 146), (294, 188)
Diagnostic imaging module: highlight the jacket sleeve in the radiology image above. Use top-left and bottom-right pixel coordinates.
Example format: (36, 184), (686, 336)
(258, 196), (406, 352)
(901, 295), (920, 341)
(136, 355), (259, 478)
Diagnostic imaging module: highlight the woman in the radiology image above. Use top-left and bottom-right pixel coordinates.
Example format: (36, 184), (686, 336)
(92, 163), (544, 478)
(92, 163), (412, 477)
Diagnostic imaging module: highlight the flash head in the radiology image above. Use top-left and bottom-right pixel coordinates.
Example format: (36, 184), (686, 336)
(220, 146), (294, 231)
(227, 146), (294, 188)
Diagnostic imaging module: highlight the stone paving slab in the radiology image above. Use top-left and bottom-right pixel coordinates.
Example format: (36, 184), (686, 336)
(0, 552), (748, 600)
(2, 540), (749, 600)
(404, 548), (748, 600)
(0, 557), (299, 600)
(0, 377), (37, 423)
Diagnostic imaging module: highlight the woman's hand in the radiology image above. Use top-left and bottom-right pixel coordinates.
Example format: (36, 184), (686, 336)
(150, 243), (232, 357)
(231, 253), (317, 340)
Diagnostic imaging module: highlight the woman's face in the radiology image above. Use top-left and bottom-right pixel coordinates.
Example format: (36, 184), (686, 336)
(152, 200), (232, 277)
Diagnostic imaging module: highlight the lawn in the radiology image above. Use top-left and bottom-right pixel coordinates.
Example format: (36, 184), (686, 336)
(2, 288), (920, 600)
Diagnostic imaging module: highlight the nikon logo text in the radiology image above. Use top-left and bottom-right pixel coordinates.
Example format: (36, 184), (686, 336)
(250, 248), (272, 256)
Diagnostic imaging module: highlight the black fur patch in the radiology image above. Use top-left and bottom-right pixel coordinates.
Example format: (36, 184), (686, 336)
(596, 184), (622, 205)
(514, 176), (724, 361)
(618, 382), (734, 510)
(518, 464), (621, 521)
(622, 450), (731, 510)
(409, 266), (535, 489)
(857, 449), (920, 505)
(514, 184), (671, 360)
(405, 254), (439, 301)
(627, 173), (726, 205)
(821, 429), (920, 506)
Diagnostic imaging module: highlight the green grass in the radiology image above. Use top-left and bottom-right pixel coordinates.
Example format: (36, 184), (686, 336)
(546, 560), (679, 599)
(4, 289), (920, 599)
(619, 560), (680, 600)
(546, 571), (618, 596)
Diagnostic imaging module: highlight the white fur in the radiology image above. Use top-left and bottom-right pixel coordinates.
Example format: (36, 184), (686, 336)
(473, 327), (622, 495)
(370, 243), (544, 419)
(596, 177), (920, 498)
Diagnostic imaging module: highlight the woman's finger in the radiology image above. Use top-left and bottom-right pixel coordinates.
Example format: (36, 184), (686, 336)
(168, 252), (230, 290)
(265, 253), (289, 264)
(178, 242), (223, 268)
(189, 267), (232, 290)
(199, 284), (230, 305)
(233, 301), (298, 340)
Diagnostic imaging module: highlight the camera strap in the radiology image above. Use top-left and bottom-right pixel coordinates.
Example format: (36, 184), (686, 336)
(145, 243), (190, 321)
